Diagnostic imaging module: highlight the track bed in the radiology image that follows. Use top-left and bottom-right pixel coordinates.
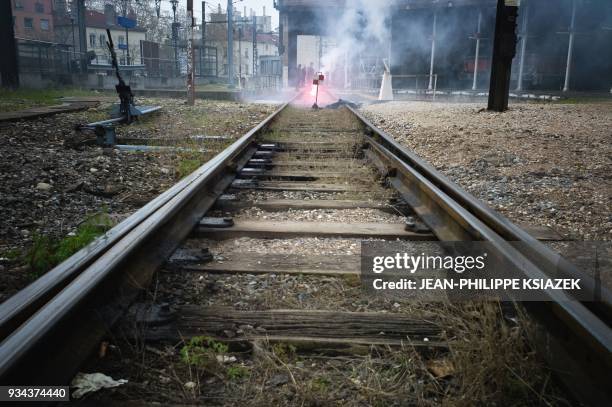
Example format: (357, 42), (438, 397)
(79, 108), (572, 405)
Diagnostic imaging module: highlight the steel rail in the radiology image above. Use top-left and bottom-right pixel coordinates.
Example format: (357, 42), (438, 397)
(348, 105), (612, 320)
(0, 101), (291, 385)
(350, 107), (612, 405)
(0, 97), (609, 404)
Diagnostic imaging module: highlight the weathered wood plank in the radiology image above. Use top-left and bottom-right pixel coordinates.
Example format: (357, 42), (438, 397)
(230, 180), (372, 193)
(194, 220), (435, 240)
(238, 170), (371, 180)
(179, 253), (360, 276)
(261, 140), (358, 147)
(213, 198), (393, 213)
(143, 307), (444, 349)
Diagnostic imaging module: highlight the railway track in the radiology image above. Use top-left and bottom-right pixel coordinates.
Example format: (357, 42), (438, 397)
(0, 97), (610, 404)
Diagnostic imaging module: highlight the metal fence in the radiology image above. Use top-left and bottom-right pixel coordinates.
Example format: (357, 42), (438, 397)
(243, 75), (282, 92)
(352, 74), (440, 93)
(16, 38), (73, 76)
(14, 37), (281, 91)
(141, 41), (218, 78)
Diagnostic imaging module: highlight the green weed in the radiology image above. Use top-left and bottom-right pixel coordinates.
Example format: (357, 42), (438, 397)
(271, 343), (297, 363)
(180, 336), (229, 367)
(176, 158), (202, 179)
(26, 212), (113, 278)
(0, 87), (102, 112)
(226, 365), (250, 380)
(310, 376), (331, 392)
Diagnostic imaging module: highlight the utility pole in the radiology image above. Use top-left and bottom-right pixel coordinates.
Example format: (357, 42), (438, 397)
(170, 0), (179, 76)
(252, 15), (257, 77)
(201, 2), (206, 48)
(227, 0), (234, 86)
(124, 0), (130, 65)
(0, 0), (19, 88)
(201, 1), (206, 76)
(187, 0), (195, 105)
(238, 26), (242, 89)
(487, 0), (518, 112)
(76, 0), (88, 73)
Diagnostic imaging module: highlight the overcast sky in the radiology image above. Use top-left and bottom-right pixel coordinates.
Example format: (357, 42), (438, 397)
(162, 0), (279, 30)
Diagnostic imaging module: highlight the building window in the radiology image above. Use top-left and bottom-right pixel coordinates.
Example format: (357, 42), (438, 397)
(24, 17), (33, 29)
(118, 35), (125, 45)
(35, 2), (44, 13)
(100, 34), (106, 47)
(14, 1), (23, 10)
(40, 19), (49, 31)
(89, 33), (96, 47)
(245, 49), (248, 58)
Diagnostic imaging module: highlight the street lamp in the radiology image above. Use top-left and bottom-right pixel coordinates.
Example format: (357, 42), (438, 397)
(227, 0), (242, 87)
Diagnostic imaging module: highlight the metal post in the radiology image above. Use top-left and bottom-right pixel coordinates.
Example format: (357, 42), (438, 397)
(123, 0), (130, 65)
(76, 0), (87, 73)
(70, 17), (76, 69)
(253, 16), (257, 77)
(472, 9), (482, 91)
(0, 0), (19, 88)
(563, 0), (576, 92)
(227, 0), (234, 86)
(187, 0), (195, 105)
(171, 0), (179, 75)
(516, 0), (529, 91)
(238, 27), (242, 89)
(428, 11), (437, 90)
(487, 0), (518, 112)
(202, 1), (206, 48)
(125, 27), (130, 65)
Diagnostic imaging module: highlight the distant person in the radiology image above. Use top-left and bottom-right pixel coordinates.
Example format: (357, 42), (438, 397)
(296, 64), (303, 88)
(307, 63), (315, 83)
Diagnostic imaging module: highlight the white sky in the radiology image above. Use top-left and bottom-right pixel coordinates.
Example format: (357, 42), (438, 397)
(161, 0), (279, 30)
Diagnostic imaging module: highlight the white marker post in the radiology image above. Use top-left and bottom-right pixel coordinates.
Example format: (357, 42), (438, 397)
(516, 0), (530, 91)
(563, 0), (577, 92)
(428, 11), (437, 91)
(472, 10), (483, 91)
(379, 59), (393, 101)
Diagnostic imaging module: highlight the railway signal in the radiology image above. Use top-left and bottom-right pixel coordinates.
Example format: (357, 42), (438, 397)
(312, 72), (324, 109)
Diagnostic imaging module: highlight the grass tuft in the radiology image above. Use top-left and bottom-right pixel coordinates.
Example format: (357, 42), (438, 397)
(180, 336), (229, 368)
(0, 87), (101, 112)
(25, 212), (113, 278)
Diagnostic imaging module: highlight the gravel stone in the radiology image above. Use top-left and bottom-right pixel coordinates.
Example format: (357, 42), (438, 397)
(0, 97), (278, 301)
(361, 101), (612, 241)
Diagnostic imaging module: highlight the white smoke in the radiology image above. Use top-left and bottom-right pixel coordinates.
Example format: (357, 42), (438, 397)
(319, 0), (393, 84)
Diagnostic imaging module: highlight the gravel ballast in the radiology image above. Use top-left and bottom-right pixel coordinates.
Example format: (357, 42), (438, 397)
(0, 97), (277, 301)
(361, 101), (612, 241)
